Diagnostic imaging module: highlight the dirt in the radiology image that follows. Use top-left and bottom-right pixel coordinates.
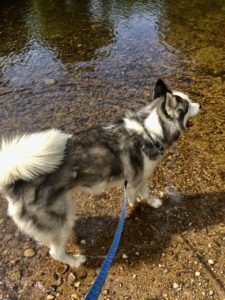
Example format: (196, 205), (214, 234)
(0, 0), (225, 299)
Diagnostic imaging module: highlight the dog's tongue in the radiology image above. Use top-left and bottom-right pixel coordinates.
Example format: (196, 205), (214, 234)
(187, 120), (193, 128)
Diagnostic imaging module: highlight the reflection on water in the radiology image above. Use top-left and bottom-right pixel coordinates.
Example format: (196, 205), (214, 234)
(0, 0), (184, 89)
(31, 0), (114, 63)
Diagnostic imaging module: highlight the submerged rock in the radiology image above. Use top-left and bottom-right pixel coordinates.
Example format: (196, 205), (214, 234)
(24, 248), (35, 257)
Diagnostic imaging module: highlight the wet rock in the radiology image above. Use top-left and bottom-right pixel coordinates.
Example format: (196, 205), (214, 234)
(24, 248), (35, 257)
(47, 295), (55, 300)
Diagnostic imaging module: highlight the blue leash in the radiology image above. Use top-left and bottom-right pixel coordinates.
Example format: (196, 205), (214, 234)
(84, 182), (127, 300)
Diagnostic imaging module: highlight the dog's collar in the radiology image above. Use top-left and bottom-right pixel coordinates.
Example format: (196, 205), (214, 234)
(143, 125), (164, 153)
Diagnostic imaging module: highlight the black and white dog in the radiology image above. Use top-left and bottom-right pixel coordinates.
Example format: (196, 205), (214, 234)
(0, 80), (200, 267)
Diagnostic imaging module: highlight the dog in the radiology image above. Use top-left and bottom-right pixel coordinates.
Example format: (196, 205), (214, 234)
(0, 79), (200, 267)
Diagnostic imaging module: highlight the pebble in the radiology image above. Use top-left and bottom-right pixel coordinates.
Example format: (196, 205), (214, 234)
(122, 254), (128, 259)
(208, 259), (214, 265)
(44, 79), (55, 85)
(144, 91), (151, 97)
(132, 274), (137, 279)
(24, 248), (35, 257)
(67, 272), (76, 283)
(209, 290), (214, 296)
(173, 282), (180, 289)
(195, 271), (201, 277)
(47, 295), (55, 300)
(76, 269), (87, 279)
(102, 289), (109, 295)
(80, 239), (86, 245)
(71, 293), (78, 299)
(74, 281), (81, 288)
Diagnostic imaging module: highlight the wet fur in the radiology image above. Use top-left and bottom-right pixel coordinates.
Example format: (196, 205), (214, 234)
(0, 80), (200, 267)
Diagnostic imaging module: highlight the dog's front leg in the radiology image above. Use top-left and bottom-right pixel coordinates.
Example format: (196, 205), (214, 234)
(139, 183), (162, 208)
(127, 183), (140, 208)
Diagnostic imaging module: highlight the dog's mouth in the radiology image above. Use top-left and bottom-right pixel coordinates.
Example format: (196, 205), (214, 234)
(186, 120), (193, 128)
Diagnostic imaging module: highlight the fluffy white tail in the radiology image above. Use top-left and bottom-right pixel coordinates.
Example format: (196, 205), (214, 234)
(0, 129), (71, 187)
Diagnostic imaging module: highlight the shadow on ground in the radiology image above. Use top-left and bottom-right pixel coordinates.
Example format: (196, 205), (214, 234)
(75, 191), (225, 268)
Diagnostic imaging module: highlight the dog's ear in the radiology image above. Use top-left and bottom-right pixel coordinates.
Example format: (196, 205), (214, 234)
(153, 79), (171, 99)
(165, 92), (177, 118)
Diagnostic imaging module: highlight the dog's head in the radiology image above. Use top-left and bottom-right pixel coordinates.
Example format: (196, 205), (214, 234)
(153, 79), (201, 131)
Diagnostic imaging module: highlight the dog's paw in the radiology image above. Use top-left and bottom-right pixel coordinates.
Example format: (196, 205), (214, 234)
(128, 200), (137, 208)
(69, 254), (86, 268)
(50, 251), (86, 267)
(147, 197), (162, 208)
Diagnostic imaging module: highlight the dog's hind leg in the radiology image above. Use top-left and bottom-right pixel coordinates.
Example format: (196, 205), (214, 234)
(49, 230), (86, 268)
(48, 192), (86, 268)
(7, 189), (86, 267)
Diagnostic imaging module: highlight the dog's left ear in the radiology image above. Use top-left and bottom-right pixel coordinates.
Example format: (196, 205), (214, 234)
(153, 79), (171, 99)
(165, 92), (177, 118)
